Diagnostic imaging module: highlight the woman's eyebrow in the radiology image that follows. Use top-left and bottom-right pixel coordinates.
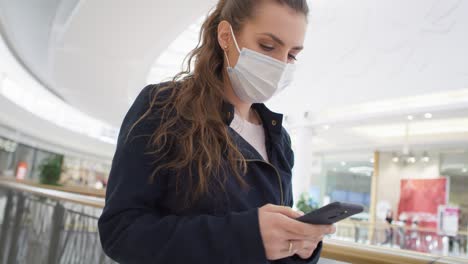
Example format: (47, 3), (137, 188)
(257, 32), (304, 50)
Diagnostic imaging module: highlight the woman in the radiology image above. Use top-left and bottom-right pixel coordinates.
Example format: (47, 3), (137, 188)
(98, 0), (335, 263)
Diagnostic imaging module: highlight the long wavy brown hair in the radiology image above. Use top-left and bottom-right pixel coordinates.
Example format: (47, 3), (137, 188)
(126, 0), (309, 208)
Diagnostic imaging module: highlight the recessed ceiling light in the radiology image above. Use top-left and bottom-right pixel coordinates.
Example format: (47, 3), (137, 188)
(421, 151), (430, 162)
(407, 115), (414, 121)
(323, 125), (330, 130)
(424, 113), (432, 119)
(462, 168), (467, 173)
(407, 155), (416, 164)
(341, 161), (347, 166)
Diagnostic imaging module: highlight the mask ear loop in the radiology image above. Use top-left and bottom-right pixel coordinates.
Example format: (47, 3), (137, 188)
(224, 24), (242, 68)
(224, 50), (232, 68)
(229, 25), (241, 54)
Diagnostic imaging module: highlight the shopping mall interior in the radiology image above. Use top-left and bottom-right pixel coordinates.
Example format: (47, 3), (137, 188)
(0, 0), (467, 263)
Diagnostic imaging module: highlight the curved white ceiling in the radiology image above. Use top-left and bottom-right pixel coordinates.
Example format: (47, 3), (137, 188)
(0, 0), (217, 126)
(0, 32), (115, 160)
(3, 0), (468, 127)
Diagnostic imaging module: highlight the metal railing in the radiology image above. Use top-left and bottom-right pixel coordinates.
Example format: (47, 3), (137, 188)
(321, 239), (468, 264)
(1, 179), (468, 264)
(0, 180), (114, 264)
(332, 219), (468, 258)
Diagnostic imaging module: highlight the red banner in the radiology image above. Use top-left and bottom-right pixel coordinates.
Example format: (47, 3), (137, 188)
(397, 178), (447, 252)
(398, 178), (447, 217)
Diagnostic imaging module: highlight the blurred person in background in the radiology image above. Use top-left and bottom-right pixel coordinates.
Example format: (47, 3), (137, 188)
(383, 209), (394, 245)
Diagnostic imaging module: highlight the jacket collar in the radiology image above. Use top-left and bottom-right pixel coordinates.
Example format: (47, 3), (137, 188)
(221, 100), (284, 141)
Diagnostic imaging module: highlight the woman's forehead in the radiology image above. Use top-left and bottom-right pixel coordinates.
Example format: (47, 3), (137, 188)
(242, 3), (307, 46)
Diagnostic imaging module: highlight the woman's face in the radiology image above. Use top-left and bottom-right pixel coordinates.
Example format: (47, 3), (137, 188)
(219, 1), (308, 67)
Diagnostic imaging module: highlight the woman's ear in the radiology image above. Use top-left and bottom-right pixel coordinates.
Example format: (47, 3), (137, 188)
(217, 20), (231, 51)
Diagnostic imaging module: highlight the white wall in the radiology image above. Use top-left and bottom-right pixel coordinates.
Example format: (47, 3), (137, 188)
(290, 127), (315, 204)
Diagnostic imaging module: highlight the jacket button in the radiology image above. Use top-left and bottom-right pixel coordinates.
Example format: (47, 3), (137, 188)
(271, 120), (277, 126)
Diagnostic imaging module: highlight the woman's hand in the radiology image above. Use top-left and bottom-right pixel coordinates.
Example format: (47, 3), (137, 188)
(258, 204), (336, 260)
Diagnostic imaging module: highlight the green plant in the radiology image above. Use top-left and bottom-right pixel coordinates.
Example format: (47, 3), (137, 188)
(295, 192), (319, 214)
(38, 155), (64, 186)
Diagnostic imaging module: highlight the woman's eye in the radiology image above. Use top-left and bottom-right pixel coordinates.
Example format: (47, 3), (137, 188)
(260, 44), (274, 51)
(288, 54), (297, 61)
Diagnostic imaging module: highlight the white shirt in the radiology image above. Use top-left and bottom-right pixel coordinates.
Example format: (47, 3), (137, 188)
(229, 111), (269, 162)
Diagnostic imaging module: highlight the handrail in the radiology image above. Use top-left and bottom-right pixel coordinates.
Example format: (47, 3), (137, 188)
(0, 179), (109, 264)
(1, 179), (467, 263)
(0, 179), (104, 208)
(7, 177), (466, 237)
(338, 219), (468, 237)
(0, 176), (106, 197)
(322, 239), (468, 264)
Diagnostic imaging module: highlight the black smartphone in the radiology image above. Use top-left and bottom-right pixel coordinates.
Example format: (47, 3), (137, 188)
(297, 202), (364, 225)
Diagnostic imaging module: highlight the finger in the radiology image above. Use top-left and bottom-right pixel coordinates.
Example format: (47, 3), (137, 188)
(273, 228), (308, 241)
(283, 230), (322, 241)
(275, 240), (298, 260)
(283, 232), (309, 241)
(281, 217), (333, 237)
(289, 240), (317, 258)
(264, 204), (304, 219)
(320, 224), (335, 235)
(284, 228), (327, 241)
(272, 228), (320, 246)
(296, 246), (317, 259)
(294, 240), (319, 259)
(286, 240), (301, 257)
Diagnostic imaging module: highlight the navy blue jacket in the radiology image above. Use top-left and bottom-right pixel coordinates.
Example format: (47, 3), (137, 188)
(98, 82), (322, 263)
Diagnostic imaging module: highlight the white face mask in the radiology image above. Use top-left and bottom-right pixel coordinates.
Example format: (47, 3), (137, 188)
(224, 25), (296, 104)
